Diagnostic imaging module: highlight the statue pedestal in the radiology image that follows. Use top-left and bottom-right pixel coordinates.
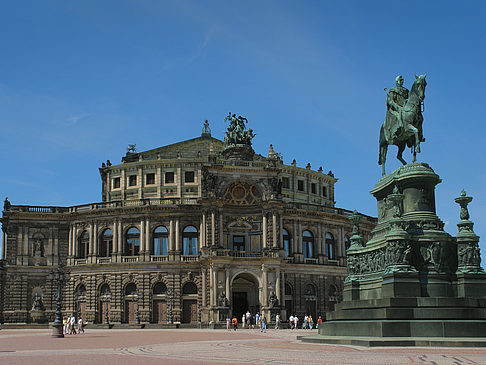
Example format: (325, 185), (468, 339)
(301, 163), (486, 346)
(221, 145), (254, 161)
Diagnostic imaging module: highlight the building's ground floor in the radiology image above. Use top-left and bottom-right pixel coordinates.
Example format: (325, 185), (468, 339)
(0, 258), (345, 325)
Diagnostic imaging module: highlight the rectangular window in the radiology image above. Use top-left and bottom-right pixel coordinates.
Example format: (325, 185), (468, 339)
(146, 173), (155, 185)
(185, 171), (195, 183)
(282, 177), (290, 189)
(128, 175), (137, 187)
(311, 183), (316, 194)
(322, 186), (328, 197)
(165, 172), (174, 183)
(297, 180), (304, 191)
(113, 177), (120, 189)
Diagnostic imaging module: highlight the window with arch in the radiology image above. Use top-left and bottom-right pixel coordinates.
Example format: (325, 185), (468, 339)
(285, 283), (292, 296)
(305, 283), (316, 297)
(153, 226), (168, 255)
(302, 230), (314, 258)
(75, 284), (86, 299)
(125, 283), (137, 296)
(344, 235), (350, 256)
(183, 226), (198, 255)
(153, 282), (167, 295)
(99, 283), (111, 298)
(99, 229), (113, 257)
(78, 231), (89, 258)
(125, 227), (140, 256)
(282, 229), (290, 257)
(326, 232), (335, 260)
(182, 282), (198, 294)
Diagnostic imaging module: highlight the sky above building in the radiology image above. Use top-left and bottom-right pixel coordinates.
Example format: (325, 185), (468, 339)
(1, 1), (485, 263)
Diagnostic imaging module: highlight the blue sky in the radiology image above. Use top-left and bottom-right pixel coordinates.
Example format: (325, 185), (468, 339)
(1, 1), (485, 264)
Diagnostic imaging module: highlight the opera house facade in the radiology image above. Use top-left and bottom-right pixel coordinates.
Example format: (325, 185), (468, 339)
(0, 118), (375, 326)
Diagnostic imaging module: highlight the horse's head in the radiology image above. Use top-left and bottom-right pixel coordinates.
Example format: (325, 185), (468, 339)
(411, 74), (427, 102)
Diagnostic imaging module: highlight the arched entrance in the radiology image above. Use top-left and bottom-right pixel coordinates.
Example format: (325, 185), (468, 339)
(231, 273), (259, 320)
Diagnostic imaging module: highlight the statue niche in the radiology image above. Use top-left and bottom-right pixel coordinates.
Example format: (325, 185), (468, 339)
(223, 181), (261, 206)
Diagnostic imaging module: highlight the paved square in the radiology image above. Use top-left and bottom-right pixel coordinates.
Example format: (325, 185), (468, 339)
(1, 328), (486, 365)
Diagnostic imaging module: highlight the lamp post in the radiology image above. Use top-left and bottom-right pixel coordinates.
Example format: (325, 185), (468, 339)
(104, 298), (110, 325)
(50, 263), (70, 338)
(134, 289), (140, 325)
(167, 288), (173, 325)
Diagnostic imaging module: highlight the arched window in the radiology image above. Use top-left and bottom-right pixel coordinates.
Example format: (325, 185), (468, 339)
(344, 235), (350, 256)
(302, 230), (314, 259)
(99, 229), (113, 257)
(182, 282), (198, 294)
(285, 283), (292, 296)
(153, 282), (167, 295)
(100, 283), (111, 297)
(125, 227), (140, 256)
(78, 231), (89, 258)
(183, 226), (198, 255)
(326, 232), (335, 260)
(125, 283), (137, 296)
(282, 229), (290, 257)
(305, 284), (316, 297)
(153, 226), (168, 255)
(75, 284), (86, 299)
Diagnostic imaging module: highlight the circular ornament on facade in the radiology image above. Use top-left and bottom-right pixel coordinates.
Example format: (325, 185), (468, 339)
(224, 181), (261, 205)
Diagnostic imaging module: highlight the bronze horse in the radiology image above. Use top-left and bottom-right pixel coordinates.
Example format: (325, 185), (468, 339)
(378, 74), (427, 176)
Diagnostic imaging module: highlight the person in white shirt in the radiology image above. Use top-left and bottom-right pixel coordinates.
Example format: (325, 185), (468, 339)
(293, 315), (299, 329)
(78, 316), (84, 333)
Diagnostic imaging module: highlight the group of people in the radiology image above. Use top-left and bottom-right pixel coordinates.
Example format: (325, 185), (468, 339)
(227, 312), (323, 331)
(288, 314), (323, 329)
(63, 314), (84, 335)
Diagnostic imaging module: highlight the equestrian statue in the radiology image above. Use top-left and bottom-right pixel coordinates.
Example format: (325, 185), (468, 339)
(378, 74), (427, 176)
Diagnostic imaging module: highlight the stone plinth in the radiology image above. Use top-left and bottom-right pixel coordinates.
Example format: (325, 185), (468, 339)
(301, 163), (486, 346)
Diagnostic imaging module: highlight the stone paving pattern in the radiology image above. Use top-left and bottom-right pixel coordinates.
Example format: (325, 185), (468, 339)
(1, 328), (486, 365)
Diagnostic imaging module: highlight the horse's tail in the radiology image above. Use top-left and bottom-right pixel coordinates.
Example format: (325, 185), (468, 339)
(378, 124), (384, 165)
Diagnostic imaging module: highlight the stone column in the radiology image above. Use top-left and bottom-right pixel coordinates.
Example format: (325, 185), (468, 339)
(175, 218), (180, 253)
(225, 268), (230, 304)
(293, 220), (298, 255)
(275, 268), (281, 303)
(139, 219), (145, 256)
(317, 223), (323, 256)
(219, 211), (224, 248)
(117, 222), (123, 255)
(202, 269), (207, 307)
(93, 222), (98, 257)
(211, 211), (215, 246)
(112, 221), (118, 255)
(145, 219), (150, 255)
(210, 265), (217, 306)
(68, 225), (72, 257)
(279, 215), (283, 249)
(88, 223), (94, 256)
(2, 230), (6, 260)
(73, 225), (78, 258)
(298, 221), (303, 253)
(169, 219), (174, 251)
(262, 213), (267, 249)
(262, 265), (268, 306)
(272, 212), (277, 248)
(202, 212), (207, 247)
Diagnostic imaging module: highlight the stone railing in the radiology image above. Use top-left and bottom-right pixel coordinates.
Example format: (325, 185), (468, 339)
(97, 257), (112, 264)
(283, 257), (295, 264)
(181, 255), (199, 262)
(151, 255), (169, 262)
(229, 251), (263, 258)
(122, 256), (139, 263)
(305, 258), (319, 265)
(284, 203), (377, 222)
(75, 258), (87, 265)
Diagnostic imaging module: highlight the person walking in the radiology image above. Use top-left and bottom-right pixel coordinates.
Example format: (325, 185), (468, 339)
(317, 315), (323, 329)
(78, 316), (85, 333)
(309, 315), (314, 330)
(226, 317), (231, 331)
(260, 314), (267, 333)
(289, 315), (294, 329)
(232, 316), (238, 331)
(242, 314), (246, 328)
(70, 314), (77, 335)
(293, 315), (299, 329)
(275, 314), (280, 330)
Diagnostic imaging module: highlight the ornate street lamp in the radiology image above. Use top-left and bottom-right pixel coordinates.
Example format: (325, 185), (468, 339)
(104, 298), (110, 325)
(50, 263), (70, 338)
(134, 289), (140, 325)
(167, 288), (173, 325)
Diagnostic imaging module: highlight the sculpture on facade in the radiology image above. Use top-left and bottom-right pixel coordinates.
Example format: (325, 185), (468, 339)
(378, 74), (427, 176)
(217, 291), (229, 307)
(268, 291), (279, 308)
(224, 112), (256, 147)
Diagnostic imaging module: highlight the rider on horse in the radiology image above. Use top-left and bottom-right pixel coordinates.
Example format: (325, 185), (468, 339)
(384, 75), (409, 142)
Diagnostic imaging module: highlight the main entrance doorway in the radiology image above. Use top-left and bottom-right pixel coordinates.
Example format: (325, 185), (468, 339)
(232, 273), (259, 321)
